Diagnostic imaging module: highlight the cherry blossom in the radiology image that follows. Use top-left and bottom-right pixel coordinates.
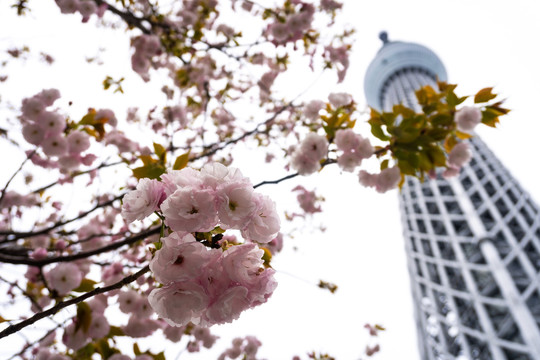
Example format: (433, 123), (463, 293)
(448, 142), (472, 168)
(455, 106), (482, 132)
(122, 178), (166, 223)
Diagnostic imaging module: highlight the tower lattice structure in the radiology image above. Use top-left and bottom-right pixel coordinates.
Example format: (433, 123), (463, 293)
(364, 33), (540, 360)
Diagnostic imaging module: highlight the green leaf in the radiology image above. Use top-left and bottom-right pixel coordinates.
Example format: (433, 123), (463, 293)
(474, 87), (496, 103)
(75, 302), (92, 334)
(108, 326), (125, 337)
(173, 151), (190, 170)
(392, 126), (420, 144)
(134, 343), (142, 356)
(481, 108), (501, 127)
(152, 352), (166, 360)
(381, 112), (396, 126)
(72, 278), (97, 293)
(153, 143), (167, 162)
(75, 343), (95, 360)
(96, 339), (116, 359)
(369, 122), (390, 141)
(132, 163), (166, 180)
(380, 159), (389, 170)
(427, 146), (447, 167)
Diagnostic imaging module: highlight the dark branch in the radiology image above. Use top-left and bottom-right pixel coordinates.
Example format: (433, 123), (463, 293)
(254, 172), (299, 189)
(0, 227), (160, 266)
(0, 265), (150, 340)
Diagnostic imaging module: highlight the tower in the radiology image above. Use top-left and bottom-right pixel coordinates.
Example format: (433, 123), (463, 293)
(364, 33), (540, 360)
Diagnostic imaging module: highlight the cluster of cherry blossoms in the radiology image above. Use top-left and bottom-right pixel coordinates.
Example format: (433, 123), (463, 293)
(20, 89), (98, 173)
(122, 163), (280, 242)
(440, 106), (481, 178)
(121, 163), (280, 326)
(149, 233), (276, 327)
(55, 0), (106, 22)
(218, 335), (263, 360)
(266, 1), (315, 45)
(131, 35), (163, 82)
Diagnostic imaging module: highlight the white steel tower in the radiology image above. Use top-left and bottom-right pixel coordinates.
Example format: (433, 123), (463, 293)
(364, 32), (540, 360)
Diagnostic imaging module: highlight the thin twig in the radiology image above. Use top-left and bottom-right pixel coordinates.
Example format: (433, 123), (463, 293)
(191, 104), (294, 161)
(0, 150), (36, 206)
(0, 193), (125, 241)
(31, 160), (123, 195)
(0, 265), (150, 340)
(254, 172), (299, 189)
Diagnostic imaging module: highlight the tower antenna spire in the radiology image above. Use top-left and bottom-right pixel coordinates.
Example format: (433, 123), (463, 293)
(378, 31), (389, 44)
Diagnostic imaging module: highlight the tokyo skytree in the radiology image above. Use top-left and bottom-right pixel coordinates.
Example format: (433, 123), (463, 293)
(364, 32), (540, 360)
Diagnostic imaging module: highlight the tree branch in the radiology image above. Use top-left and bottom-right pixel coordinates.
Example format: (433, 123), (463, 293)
(0, 265), (150, 340)
(191, 103), (294, 161)
(0, 227), (160, 266)
(0, 193), (125, 241)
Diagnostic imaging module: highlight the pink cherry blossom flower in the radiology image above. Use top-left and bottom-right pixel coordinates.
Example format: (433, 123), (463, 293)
(321, 0), (343, 11)
(241, 194), (280, 243)
(328, 92), (352, 108)
(163, 324), (185, 342)
(148, 281), (209, 327)
(265, 233), (284, 255)
(78, 0), (97, 20)
(22, 123), (45, 145)
(200, 162), (230, 190)
(291, 150), (320, 175)
(56, 0), (81, 14)
(375, 166), (401, 193)
(192, 326), (218, 348)
(47, 262), (82, 295)
(204, 286), (250, 325)
(161, 168), (203, 196)
(150, 232), (218, 284)
(67, 130), (90, 153)
(337, 151), (362, 172)
(37, 111), (65, 135)
(300, 132), (328, 161)
(118, 290), (141, 314)
(108, 355), (132, 360)
(443, 165), (461, 178)
(335, 129), (360, 152)
(304, 100), (325, 120)
(222, 243), (264, 286)
(216, 181), (256, 229)
(58, 154), (82, 171)
(448, 142), (472, 168)
(21, 96), (45, 120)
(42, 135), (68, 157)
(163, 105), (188, 128)
(161, 188), (218, 232)
(37, 88), (61, 106)
(122, 316), (161, 338)
(455, 106), (482, 133)
(292, 185), (322, 214)
(88, 314), (110, 340)
(95, 108), (118, 127)
(62, 322), (89, 350)
(122, 178), (166, 223)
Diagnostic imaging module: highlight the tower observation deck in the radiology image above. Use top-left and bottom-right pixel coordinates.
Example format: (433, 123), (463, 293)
(364, 32), (540, 360)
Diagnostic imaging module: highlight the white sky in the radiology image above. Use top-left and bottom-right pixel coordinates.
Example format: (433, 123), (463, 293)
(1, 1), (540, 359)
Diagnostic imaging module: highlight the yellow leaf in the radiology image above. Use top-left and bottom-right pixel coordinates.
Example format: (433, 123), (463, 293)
(474, 87), (496, 103)
(455, 131), (473, 140)
(173, 151), (190, 170)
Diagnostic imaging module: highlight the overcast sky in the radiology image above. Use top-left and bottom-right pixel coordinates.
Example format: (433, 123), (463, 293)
(2, 1), (540, 359)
